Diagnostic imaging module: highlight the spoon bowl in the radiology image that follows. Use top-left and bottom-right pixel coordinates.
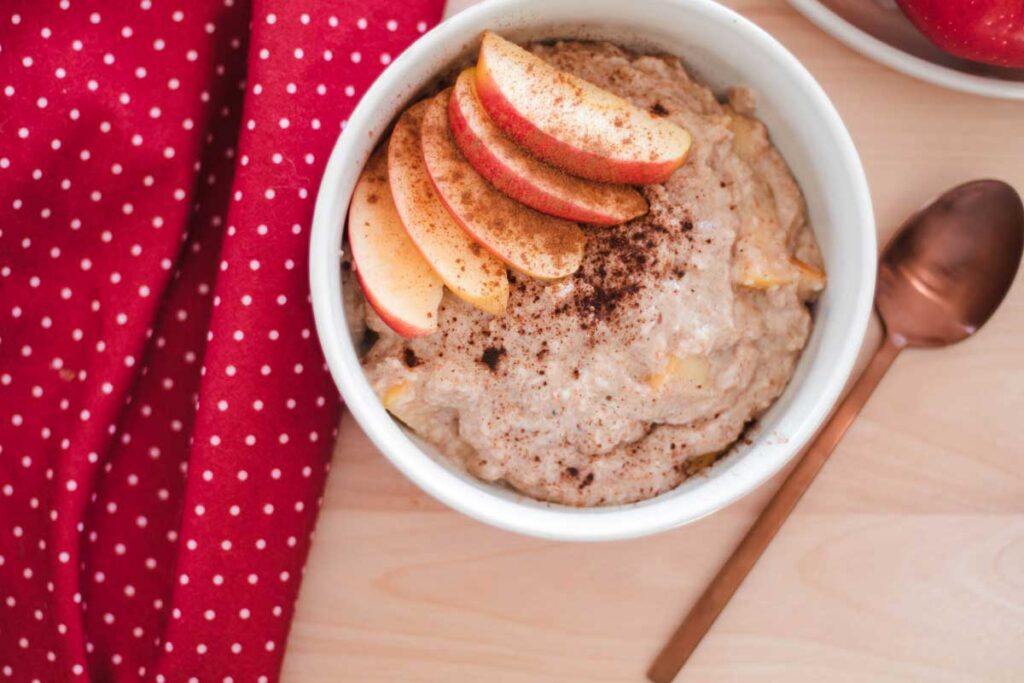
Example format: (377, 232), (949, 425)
(877, 179), (1024, 347)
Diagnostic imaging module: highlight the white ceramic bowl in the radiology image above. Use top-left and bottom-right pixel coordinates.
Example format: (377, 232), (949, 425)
(310, 0), (876, 541)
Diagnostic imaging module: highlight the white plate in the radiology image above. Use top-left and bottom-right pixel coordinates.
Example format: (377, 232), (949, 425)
(789, 0), (1024, 100)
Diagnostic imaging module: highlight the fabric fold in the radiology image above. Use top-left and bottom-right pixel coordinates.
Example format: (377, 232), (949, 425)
(0, 0), (446, 679)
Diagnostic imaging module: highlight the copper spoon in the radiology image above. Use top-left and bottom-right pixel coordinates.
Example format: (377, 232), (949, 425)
(648, 179), (1024, 683)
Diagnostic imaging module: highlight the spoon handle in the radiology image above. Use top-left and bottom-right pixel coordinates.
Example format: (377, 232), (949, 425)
(647, 334), (904, 683)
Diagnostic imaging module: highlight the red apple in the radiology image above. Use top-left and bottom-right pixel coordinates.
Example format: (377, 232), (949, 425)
(448, 68), (648, 225)
(896, 0), (1024, 68)
(347, 149), (443, 338)
(475, 32), (692, 185)
(388, 100), (509, 315)
(422, 90), (586, 281)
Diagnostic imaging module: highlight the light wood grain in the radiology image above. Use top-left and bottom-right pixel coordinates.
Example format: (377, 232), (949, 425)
(282, 1), (1024, 680)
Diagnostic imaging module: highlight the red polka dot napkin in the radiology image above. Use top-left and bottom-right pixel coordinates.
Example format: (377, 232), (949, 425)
(0, 0), (444, 680)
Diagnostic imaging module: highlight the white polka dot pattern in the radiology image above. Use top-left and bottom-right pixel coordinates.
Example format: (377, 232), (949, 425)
(0, 0), (442, 679)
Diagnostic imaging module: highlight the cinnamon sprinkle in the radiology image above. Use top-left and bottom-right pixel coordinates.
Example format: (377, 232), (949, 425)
(480, 346), (506, 372)
(402, 348), (422, 368)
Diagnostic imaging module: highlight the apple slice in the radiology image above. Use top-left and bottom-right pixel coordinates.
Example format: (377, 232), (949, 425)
(730, 181), (794, 289)
(449, 68), (648, 225)
(347, 149), (443, 338)
(733, 225), (795, 289)
(380, 381), (410, 409)
(791, 257), (826, 296)
(722, 107), (797, 290)
(646, 354), (710, 392)
(475, 31), (692, 185)
(421, 90), (586, 281)
(388, 100), (509, 315)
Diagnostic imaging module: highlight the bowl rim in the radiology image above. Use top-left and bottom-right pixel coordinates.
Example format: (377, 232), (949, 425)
(787, 0), (1024, 101)
(310, 0), (877, 541)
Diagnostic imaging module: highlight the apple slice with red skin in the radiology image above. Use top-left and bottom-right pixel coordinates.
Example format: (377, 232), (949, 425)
(895, 0), (1024, 68)
(421, 90), (586, 281)
(448, 68), (648, 225)
(475, 31), (692, 185)
(347, 149), (443, 338)
(388, 100), (509, 315)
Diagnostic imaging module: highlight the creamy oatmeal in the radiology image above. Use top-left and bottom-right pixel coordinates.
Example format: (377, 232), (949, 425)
(346, 40), (824, 506)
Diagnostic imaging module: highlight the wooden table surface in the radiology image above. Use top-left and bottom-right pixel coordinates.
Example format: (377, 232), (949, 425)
(282, 1), (1024, 680)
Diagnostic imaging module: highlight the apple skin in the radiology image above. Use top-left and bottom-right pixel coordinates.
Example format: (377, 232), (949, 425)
(387, 100), (509, 316)
(448, 68), (648, 225)
(474, 31), (691, 185)
(421, 90), (586, 281)
(896, 0), (1024, 68)
(359, 278), (435, 339)
(347, 149), (443, 338)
